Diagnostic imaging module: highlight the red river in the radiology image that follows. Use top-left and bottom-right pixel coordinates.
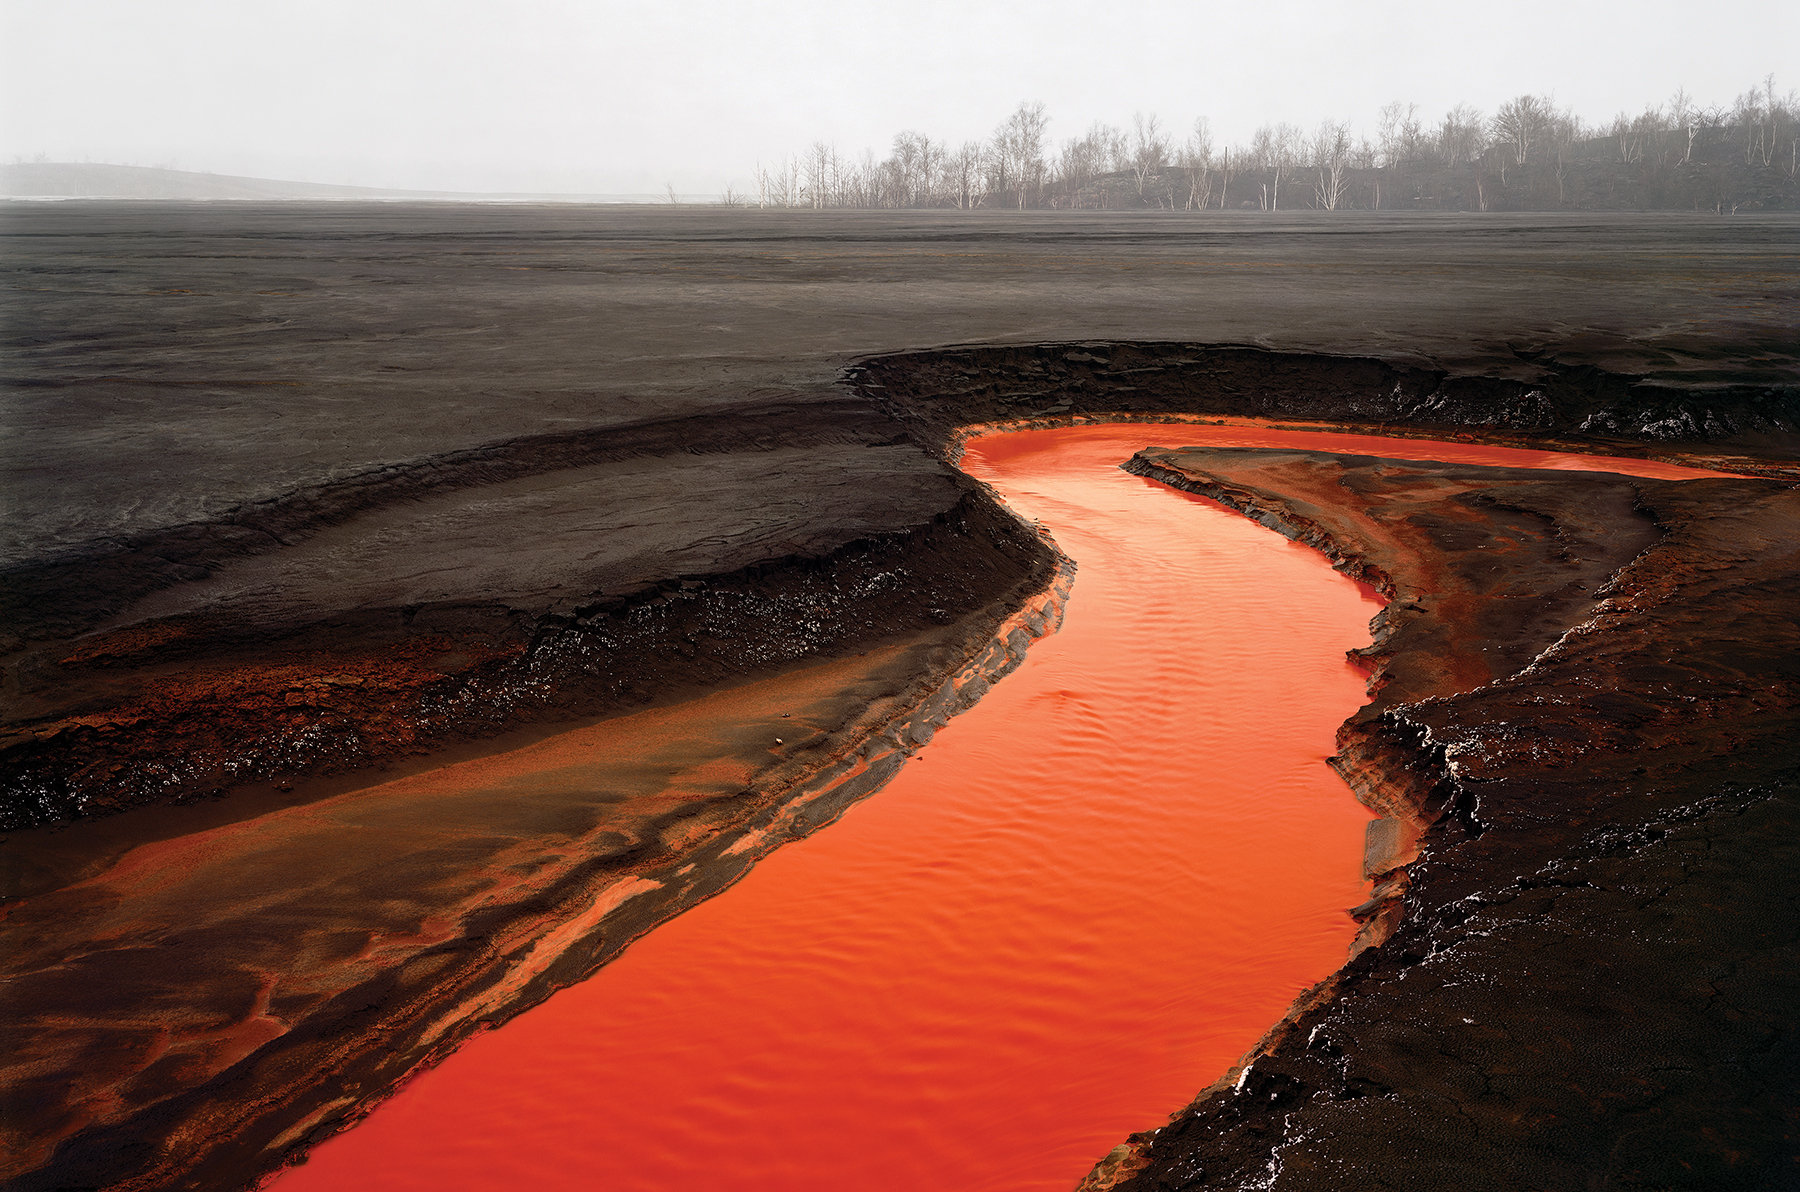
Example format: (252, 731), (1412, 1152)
(273, 425), (1722, 1192)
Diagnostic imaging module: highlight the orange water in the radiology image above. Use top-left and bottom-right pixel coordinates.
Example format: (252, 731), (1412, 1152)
(274, 427), (1724, 1192)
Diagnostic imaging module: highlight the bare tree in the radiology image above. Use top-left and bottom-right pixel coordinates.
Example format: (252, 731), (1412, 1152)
(803, 142), (838, 208)
(855, 150), (876, 205)
(947, 141), (985, 209)
(885, 131), (938, 207)
(755, 156), (804, 208)
(1733, 81), (1765, 165)
(1180, 118), (1215, 210)
(1609, 105), (1664, 163)
(993, 100), (1050, 209)
(1376, 101), (1423, 205)
(783, 156), (803, 206)
(1666, 88), (1701, 163)
(1491, 94), (1554, 167)
(1377, 101), (1423, 166)
(1249, 122), (1302, 210)
(1248, 128), (1272, 208)
(1053, 122), (1123, 207)
(1547, 106), (1586, 202)
(1311, 120), (1352, 210)
(1131, 111), (1170, 195)
(1104, 123), (1132, 173)
(1437, 104), (1486, 168)
(1734, 74), (1796, 168)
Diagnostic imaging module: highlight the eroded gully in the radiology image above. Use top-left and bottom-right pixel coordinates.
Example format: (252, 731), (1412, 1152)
(271, 424), (1722, 1192)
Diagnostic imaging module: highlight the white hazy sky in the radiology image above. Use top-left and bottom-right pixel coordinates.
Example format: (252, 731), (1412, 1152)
(3, 0), (1795, 194)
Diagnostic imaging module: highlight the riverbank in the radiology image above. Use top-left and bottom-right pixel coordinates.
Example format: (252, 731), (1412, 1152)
(0, 559), (1073, 1191)
(1084, 446), (1799, 1192)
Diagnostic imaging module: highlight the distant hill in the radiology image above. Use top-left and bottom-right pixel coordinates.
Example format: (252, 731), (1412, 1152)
(0, 163), (663, 203)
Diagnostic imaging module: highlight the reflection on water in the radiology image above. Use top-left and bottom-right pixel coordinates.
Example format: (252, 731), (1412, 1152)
(275, 426), (1717, 1192)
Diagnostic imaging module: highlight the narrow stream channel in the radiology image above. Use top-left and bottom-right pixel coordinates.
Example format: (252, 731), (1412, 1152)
(273, 426), (1720, 1192)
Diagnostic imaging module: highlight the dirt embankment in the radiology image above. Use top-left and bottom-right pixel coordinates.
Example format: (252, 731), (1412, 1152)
(849, 341), (1800, 459)
(1087, 452), (1799, 1192)
(0, 397), (1042, 833)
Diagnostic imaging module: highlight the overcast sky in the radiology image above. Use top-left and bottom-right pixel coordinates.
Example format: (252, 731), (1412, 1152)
(3, 0), (1795, 195)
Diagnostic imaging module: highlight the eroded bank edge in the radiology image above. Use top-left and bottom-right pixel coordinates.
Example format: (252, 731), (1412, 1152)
(0, 482), (1033, 834)
(11, 550), (1077, 1192)
(848, 342), (1800, 474)
(245, 553), (1081, 1186)
(1066, 461), (1798, 1190)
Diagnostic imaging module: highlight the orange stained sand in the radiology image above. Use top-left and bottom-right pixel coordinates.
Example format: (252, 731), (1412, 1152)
(273, 426), (1721, 1192)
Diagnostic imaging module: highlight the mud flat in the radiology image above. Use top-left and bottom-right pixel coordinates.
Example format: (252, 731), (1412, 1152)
(2, 206), (1797, 1190)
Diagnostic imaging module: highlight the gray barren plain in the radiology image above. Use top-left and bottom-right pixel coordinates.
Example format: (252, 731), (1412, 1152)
(2, 204), (1797, 1191)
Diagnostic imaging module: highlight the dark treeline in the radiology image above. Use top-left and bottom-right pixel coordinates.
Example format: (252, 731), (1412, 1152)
(737, 77), (1798, 214)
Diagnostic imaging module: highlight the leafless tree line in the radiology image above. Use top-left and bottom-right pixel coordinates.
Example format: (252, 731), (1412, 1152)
(737, 76), (1797, 211)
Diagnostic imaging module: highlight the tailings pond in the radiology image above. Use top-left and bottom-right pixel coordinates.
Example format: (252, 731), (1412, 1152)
(274, 425), (1721, 1192)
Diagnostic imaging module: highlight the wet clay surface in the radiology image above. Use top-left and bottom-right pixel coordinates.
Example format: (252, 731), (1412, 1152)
(3, 207), (1798, 1190)
(1093, 448), (1800, 1191)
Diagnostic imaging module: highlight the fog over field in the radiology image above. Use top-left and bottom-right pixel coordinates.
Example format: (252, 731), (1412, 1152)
(3, 0), (1796, 196)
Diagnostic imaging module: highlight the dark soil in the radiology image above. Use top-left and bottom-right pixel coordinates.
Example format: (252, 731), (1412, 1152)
(2, 205), (1796, 1192)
